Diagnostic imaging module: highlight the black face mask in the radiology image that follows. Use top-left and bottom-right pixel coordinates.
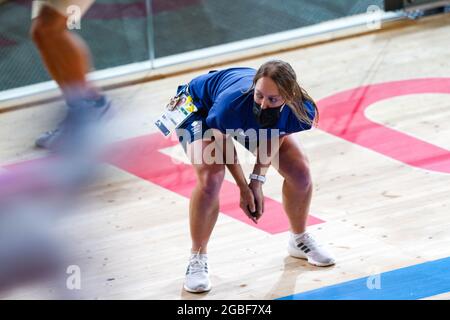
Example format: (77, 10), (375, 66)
(252, 101), (283, 128)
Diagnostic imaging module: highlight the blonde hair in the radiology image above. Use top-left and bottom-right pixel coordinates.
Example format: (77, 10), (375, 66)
(249, 60), (318, 127)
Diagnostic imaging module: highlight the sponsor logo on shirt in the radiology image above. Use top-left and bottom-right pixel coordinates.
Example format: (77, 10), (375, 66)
(191, 121), (202, 135)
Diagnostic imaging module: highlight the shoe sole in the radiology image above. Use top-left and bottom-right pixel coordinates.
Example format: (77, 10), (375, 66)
(288, 245), (336, 267)
(183, 283), (212, 293)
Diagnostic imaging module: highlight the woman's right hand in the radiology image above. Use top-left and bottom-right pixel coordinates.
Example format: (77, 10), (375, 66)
(240, 185), (257, 224)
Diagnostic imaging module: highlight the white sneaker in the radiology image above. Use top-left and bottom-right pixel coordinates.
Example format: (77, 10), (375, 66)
(288, 232), (336, 267)
(183, 253), (211, 293)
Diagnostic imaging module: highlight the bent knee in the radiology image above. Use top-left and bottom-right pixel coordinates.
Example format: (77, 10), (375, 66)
(283, 163), (312, 189)
(30, 6), (67, 43)
(195, 165), (225, 195)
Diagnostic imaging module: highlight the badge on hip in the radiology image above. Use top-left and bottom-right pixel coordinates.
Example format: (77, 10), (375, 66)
(154, 92), (198, 136)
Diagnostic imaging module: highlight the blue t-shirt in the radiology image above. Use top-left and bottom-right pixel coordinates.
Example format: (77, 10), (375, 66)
(188, 67), (315, 136)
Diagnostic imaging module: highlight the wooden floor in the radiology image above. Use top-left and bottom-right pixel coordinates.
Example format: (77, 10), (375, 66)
(1, 13), (449, 300)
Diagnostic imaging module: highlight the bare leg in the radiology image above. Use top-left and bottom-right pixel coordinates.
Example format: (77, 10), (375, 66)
(274, 135), (313, 234)
(187, 140), (225, 254)
(30, 4), (100, 103)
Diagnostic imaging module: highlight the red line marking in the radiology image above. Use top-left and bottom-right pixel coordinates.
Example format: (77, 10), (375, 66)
(6, 78), (450, 231)
(104, 133), (324, 234)
(317, 78), (450, 174)
(4, 78), (449, 232)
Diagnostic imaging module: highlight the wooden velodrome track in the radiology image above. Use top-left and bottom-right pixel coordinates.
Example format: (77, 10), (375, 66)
(0, 13), (449, 300)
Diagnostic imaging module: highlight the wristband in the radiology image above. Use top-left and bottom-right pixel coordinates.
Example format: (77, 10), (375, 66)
(249, 173), (266, 184)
